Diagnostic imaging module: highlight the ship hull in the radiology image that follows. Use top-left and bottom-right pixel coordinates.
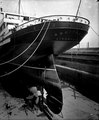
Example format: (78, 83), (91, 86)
(0, 19), (89, 114)
(0, 21), (89, 63)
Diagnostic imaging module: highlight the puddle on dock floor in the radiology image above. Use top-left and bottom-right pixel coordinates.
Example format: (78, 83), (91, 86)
(0, 86), (99, 120)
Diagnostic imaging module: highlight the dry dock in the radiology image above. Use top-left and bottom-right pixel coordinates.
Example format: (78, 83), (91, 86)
(0, 48), (99, 120)
(55, 47), (99, 103)
(0, 87), (99, 120)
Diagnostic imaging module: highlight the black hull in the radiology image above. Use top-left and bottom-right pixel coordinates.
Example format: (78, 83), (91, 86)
(0, 55), (63, 114)
(0, 21), (89, 63)
(0, 16), (90, 114)
(0, 21), (89, 80)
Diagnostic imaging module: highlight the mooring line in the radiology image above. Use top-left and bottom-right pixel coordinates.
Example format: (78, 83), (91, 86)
(0, 21), (46, 66)
(0, 21), (51, 77)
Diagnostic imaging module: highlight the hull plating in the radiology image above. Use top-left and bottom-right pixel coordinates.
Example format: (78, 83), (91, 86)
(0, 18), (89, 114)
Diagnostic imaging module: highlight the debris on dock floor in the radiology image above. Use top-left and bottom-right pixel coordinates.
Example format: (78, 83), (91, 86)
(0, 86), (99, 120)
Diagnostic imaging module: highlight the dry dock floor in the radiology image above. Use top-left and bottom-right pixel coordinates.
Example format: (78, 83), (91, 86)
(0, 86), (99, 120)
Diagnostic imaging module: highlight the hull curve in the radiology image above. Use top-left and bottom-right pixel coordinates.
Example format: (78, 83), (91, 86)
(0, 15), (90, 114)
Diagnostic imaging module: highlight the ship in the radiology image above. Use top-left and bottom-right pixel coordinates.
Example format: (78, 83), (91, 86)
(0, 0), (90, 115)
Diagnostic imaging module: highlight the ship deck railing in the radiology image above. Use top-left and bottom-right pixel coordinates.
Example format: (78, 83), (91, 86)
(15, 15), (90, 31)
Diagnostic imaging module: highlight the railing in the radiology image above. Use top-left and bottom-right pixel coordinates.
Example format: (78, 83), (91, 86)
(16, 15), (90, 31)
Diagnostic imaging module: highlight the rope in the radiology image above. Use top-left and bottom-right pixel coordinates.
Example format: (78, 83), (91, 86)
(49, 95), (63, 105)
(90, 26), (99, 37)
(0, 21), (51, 78)
(8, 62), (56, 71)
(0, 22), (46, 65)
